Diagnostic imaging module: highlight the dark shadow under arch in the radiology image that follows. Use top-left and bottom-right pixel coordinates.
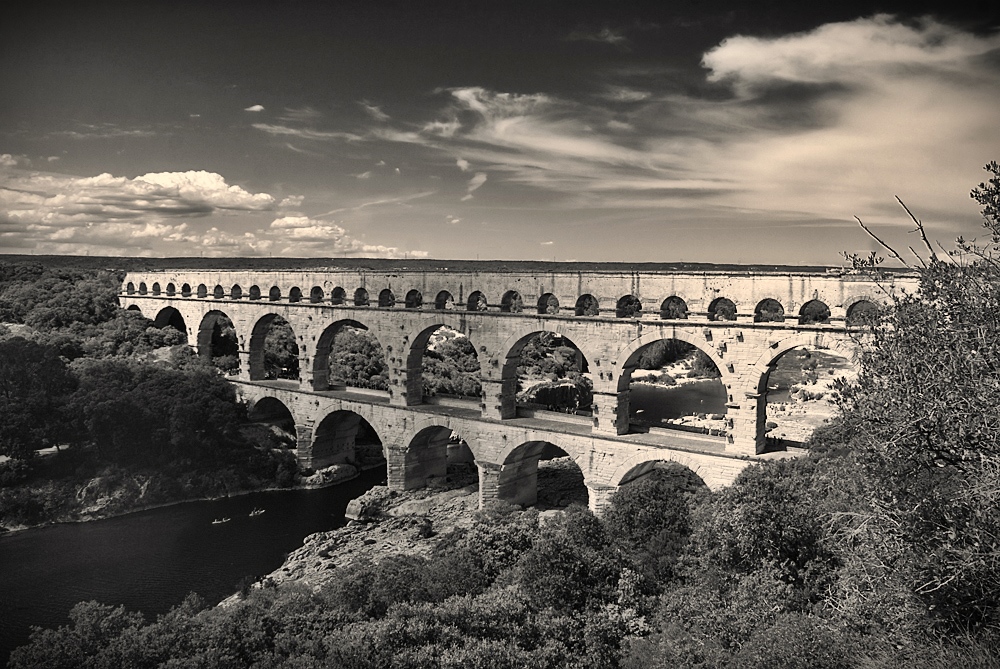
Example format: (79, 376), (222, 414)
(311, 410), (386, 470)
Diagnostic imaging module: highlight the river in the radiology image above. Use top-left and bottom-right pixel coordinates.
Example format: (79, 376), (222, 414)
(0, 466), (386, 664)
(629, 379), (729, 424)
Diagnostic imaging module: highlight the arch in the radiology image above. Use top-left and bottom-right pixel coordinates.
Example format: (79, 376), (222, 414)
(608, 452), (715, 490)
(311, 410), (386, 470)
(230, 284), (243, 300)
(467, 291), (488, 311)
(537, 293), (559, 315)
(213, 284), (225, 299)
(248, 313), (299, 381)
(708, 297), (736, 321)
(405, 289), (423, 309)
(165, 283), (176, 297)
(494, 441), (587, 508)
(181, 283), (192, 298)
(197, 284), (208, 298)
(125, 282), (135, 295)
(138, 282), (148, 295)
(435, 290), (454, 310)
(126, 304), (142, 312)
(754, 298), (785, 323)
(575, 294), (599, 316)
(401, 425), (453, 490)
(153, 306), (187, 341)
(309, 286), (324, 304)
(496, 329), (593, 418)
(249, 285), (261, 300)
(197, 310), (240, 374)
(354, 287), (370, 306)
(501, 290), (523, 313)
(268, 286), (281, 302)
(311, 319), (382, 391)
(405, 323), (482, 404)
(378, 289), (396, 308)
(288, 287), (303, 303)
(846, 299), (879, 326)
(247, 396), (296, 435)
(660, 296), (688, 319)
(750, 332), (860, 386)
(799, 299), (831, 325)
(151, 282), (161, 296)
(616, 294), (642, 318)
(331, 287), (347, 305)
(617, 329), (732, 394)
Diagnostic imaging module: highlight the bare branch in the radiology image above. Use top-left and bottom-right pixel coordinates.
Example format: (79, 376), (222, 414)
(896, 196), (939, 263)
(854, 215), (909, 267)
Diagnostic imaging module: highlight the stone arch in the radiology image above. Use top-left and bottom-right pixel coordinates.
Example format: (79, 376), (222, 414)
(492, 440), (588, 508)
(846, 299), (879, 325)
(247, 396), (298, 435)
(310, 409), (386, 470)
(608, 452), (716, 490)
(467, 291), (488, 311)
(575, 294), (599, 316)
(309, 286), (324, 303)
(497, 327), (595, 384)
(799, 299), (831, 325)
(181, 283), (192, 298)
(616, 329), (732, 393)
(660, 296), (688, 319)
(248, 313), (299, 381)
(268, 286), (281, 302)
(197, 284), (208, 298)
(331, 287), (347, 305)
(125, 282), (135, 295)
(405, 289), (423, 309)
(126, 304), (142, 312)
(354, 287), (370, 306)
(249, 285), (261, 300)
(616, 294), (642, 318)
(165, 283), (176, 297)
(494, 328), (594, 419)
(750, 332), (859, 391)
(405, 323), (482, 404)
(435, 290), (454, 310)
(754, 298), (785, 323)
(213, 284), (225, 299)
(151, 282), (161, 296)
(138, 282), (148, 295)
(400, 425), (453, 490)
(708, 297), (737, 321)
(537, 293), (559, 315)
(153, 306), (188, 341)
(231, 284), (243, 300)
(311, 319), (380, 391)
(197, 309), (240, 373)
(378, 289), (395, 308)
(288, 287), (302, 303)
(501, 290), (523, 313)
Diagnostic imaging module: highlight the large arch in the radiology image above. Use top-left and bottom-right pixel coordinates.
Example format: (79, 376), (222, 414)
(248, 313), (300, 381)
(310, 409), (386, 470)
(311, 319), (380, 391)
(405, 323), (482, 404)
(497, 328), (593, 416)
(153, 306), (188, 342)
(607, 451), (721, 490)
(401, 425), (452, 490)
(197, 310), (240, 374)
(246, 396), (297, 444)
(494, 440), (588, 508)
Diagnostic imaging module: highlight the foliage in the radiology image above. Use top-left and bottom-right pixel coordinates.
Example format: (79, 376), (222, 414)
(0, 337), (76, 458)
(263, 316), (299, 380)
(329, 326), (389, 390)
(0, 263), (120, 328)
(423, 333), (482, 397)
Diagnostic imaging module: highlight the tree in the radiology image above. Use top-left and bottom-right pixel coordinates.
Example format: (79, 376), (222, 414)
(328, 326), (388, 390)
(263, 316), (299, 380)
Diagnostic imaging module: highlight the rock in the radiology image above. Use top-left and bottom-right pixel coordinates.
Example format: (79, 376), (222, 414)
(344, 485), (397, 522)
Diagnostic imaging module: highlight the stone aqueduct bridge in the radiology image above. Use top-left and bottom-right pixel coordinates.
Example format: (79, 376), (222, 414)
(120, 267), (914, 512)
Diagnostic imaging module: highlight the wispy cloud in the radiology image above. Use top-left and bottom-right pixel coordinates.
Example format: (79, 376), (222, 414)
(461, 172), (488, 200)
(566, 27), (629, 47)
(278, 106), (323, 123)
(359, 100), (390, 122)
(251, 123), (363, 142)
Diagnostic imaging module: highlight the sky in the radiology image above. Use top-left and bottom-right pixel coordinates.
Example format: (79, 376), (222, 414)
(1, 0), (998, 265)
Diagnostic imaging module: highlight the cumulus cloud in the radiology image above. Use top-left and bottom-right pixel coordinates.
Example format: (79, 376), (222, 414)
(456, 158), (470, 171)
(267, 215), (424, 257)
(0, 154), (19, 167)
(244, 104), (265, 112)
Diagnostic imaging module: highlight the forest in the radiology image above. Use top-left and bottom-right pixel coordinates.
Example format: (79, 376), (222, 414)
(3, 163), (1000, 667)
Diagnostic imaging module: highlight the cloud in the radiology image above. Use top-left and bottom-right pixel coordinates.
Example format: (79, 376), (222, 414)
(278, 106), (322, 123)
(251, 123), (363, 142)
(268, 215), (425, 257)
(456, 158), (470, 171)
(541, 240), (554, 245)
(49, 124), (157, 140)
(359, 100), (390, 121)
(244, 104), (265, 112)
(0, 154), (19, 168)
(566, 27), (628, 47)
(446, 215), (461, 225)
(354, 171), (372, 179)
(465, 172), (487, 196)
(278, 195), (305, 208)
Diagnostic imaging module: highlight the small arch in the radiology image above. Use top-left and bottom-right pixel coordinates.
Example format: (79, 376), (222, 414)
(181, 283), (192, 298)
(311, 410), (386, 470)
(378, 289), (396, 308)
(405, 289), (423, 309)
(616, 294), (642, 318)
(138, 282), (148, 295)
(660, 296), (688, 319)
(197, 284), (208, 299)
(501, 290), (523, 313)
(268, 286), (281, 302)
(799, 299), (831, 325)
(288, 287), (302, 303)
(165, 283), (176, 297)
(467, 291), (488, 311)
(495, 441), (587, 508)
(248, 397), (296, 437)
(354, 288), (370, 306)
(125, 282), (135, 295)
(708, 297), (737, 321)
(846, 299), (879, 326)
(435, 290), (454, 310)
(754, 298), (785, 323)
(213, 284), (225, 300)
(230, 284), (243, 300)
(575, 294), (599, 316)
(537, 293), (559, 315)
(126, 305), (142, 312)
(249, 285), (261, 300)
(309, 286), (324, 304)
(331, 287), (347, 305)
(151, 282), (161, 296)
